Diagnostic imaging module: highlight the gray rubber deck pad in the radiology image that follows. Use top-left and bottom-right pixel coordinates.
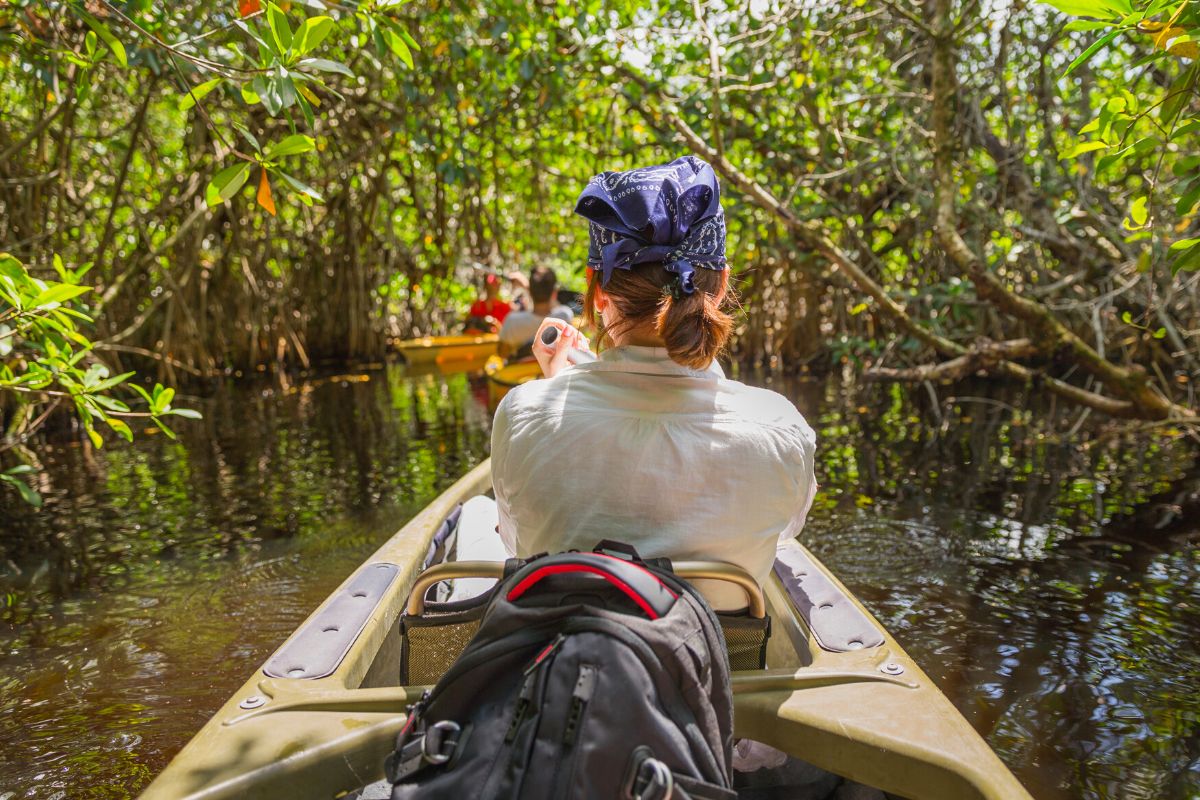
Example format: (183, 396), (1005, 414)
(772, 545), (884, 652)
(264, 562), (400, 679)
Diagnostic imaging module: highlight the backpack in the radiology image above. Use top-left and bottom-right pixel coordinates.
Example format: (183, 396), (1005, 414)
(386, 542), (736, 800)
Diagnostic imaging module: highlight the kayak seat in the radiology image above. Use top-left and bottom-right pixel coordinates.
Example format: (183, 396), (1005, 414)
(400, 593), (489, 685)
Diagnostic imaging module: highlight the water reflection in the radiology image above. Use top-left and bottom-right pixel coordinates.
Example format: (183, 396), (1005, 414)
(762, 376), (1200, 800)
(0, 367), (1196, 799)
(0, 366), (493, 798)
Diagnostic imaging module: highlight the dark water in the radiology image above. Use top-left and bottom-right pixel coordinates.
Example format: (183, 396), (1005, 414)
(0, 366), (1196, 799)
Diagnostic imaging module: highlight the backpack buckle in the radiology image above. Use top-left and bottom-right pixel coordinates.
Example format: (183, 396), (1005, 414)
(632, 756), (674, 800)
(421, 720), (462, 765)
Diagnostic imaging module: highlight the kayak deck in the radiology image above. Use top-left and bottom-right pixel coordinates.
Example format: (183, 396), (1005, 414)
(141, 460), (1032, 800)
(485, 359), (541, 409)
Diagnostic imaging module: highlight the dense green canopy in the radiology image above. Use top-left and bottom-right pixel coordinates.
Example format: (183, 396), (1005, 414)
(2, 0), (1199, 501)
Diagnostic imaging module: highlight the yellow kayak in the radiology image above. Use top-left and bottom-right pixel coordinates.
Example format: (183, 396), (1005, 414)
(395, 334), (498, 366)
(485, 358), (542, 409)
(142, 460), (1033, 800)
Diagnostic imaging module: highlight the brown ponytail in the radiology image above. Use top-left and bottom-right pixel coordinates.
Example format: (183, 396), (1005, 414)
(584, 264), (733, 369)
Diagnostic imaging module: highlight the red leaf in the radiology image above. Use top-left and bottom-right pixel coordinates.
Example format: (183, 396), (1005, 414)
(257, 169), (276, 216)
(239, 0), (261, 17)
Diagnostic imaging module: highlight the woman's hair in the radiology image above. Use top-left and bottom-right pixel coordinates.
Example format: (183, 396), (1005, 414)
(583, 264), (733, 369)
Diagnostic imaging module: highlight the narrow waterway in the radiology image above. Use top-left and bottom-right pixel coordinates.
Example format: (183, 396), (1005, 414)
(0, 365), (1195, 799)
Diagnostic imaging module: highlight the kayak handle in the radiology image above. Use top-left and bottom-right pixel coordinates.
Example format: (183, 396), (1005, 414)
(406, 559), (766, 619)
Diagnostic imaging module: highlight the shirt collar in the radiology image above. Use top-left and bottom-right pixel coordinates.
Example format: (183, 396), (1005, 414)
(576, 345), (725, 379)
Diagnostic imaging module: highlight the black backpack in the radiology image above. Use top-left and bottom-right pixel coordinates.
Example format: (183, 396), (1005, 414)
(386, 543), (736, 799)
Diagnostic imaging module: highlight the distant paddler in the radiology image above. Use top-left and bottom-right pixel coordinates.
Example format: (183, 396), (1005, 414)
(496, 266), (574, 359)
(463, 272), (512, 334)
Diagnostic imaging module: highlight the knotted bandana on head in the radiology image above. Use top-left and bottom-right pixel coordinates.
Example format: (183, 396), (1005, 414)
(574, 156), (727, 296)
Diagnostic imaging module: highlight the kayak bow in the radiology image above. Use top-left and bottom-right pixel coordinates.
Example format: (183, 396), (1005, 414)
(142, 460), (1032, 800)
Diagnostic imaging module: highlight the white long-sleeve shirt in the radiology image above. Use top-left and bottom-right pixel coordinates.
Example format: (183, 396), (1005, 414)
(491, 346), (817, 609)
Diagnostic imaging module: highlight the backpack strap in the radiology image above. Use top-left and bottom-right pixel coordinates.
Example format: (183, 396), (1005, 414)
(506, 552), (678, 620)
(627, 748), (738, 800)
(593, 539), (674, 574)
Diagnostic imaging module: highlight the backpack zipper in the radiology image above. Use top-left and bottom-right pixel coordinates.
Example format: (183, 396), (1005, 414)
(504, 634), (565, 744)
(551, 661), (598, 800)
(560, 616), (725, 782)
(562, 663), (596, 747)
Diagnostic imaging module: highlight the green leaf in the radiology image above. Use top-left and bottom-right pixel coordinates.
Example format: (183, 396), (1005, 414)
(92, 394), (131, 412)
(276, 76), (298, 110)
(267, 134), (315, 158)
(1120, 310), (1134, 323)
(297, 57), (355, 77)
(1060, 140), (1109, 159)
(31, 283), (92, 308)
(4, 465), (36, 476)
(1161, 68), (1198, 125)
(267, 2), (293, 52)
(1171, 118), (1200, 140)
(179, 77), (222, 111)
(80, 14), (128, 67)
(295, 16), (334, 54)
(277, 171), (324, 202)
(1042, 0), (1125, 17)
(0, 253), (24, 281)
(383, 27), (414, 68)
(1062, 29), (1121, 78)
(1172, 242), (1200, 273)
(259, 78), (283, 115)
(296, 90), (315, 127)
(152, 417), (178, 440)
(156, 386), (176, 412)
(205, 162), (252, 207)
(235, 123), (262, 154)
(166, 408), (203, 419)
(1169, 237), (1200, 250)
(1, 473), (42, 507)
(1064, 19), (1112, 31)
(90, 371), (136, 392)
(105, 417), (133, 442)
(1152, 327), (1167, 339)
(1129, 195), (1149, 226)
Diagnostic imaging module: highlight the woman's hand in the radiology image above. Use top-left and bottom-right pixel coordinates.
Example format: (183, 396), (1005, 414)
(533, 318), (589, 378)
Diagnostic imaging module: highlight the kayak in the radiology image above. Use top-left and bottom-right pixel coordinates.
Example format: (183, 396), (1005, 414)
(485, 358), (542, 409)
(141, 460), (1033, 800)
(395, 334), (499, 366)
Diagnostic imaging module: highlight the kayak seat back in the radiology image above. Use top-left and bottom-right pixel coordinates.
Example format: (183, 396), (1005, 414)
(400, 560), (770, 680)
(400, 593), (488, 685)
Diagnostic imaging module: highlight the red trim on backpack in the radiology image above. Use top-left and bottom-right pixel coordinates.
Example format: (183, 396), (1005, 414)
(507, 564), (668, 620)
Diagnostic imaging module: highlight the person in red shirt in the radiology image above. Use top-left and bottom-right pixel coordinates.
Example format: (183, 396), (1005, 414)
(464, 273), (512, 333)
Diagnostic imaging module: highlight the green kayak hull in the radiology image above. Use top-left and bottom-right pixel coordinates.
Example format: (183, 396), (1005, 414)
(141, 460), (1032, 800)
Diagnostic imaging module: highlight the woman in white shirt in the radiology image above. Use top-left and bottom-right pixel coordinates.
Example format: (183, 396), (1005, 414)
(490, 156), (816, 609)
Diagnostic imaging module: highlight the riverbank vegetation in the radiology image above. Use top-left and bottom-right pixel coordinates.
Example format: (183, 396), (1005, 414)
(3, 0), (1200, 505)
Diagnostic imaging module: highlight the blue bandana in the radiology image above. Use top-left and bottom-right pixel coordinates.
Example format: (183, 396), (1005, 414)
(574, 156), (727, 295)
